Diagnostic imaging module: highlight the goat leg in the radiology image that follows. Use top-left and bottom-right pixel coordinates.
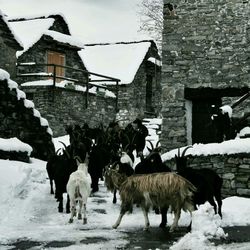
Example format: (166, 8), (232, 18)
(83, 203), (87, 224)
(113, 189), (117, 204)
(78, 200), (83, 220)
(169, 209), (181, 232)
(159, 206), (168, 228)
(68, 200), (76, 223)
(113, 210), (126, 229)
(141, 207), (150, 231)
(66, 194), (70, 214)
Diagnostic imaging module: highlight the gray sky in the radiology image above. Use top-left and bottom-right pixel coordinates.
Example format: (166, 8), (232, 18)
(0, 0), (149, 43)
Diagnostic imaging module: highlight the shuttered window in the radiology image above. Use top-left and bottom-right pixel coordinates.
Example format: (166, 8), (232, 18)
(47, 51), (65, 82)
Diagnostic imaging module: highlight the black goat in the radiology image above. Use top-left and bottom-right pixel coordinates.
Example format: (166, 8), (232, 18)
(88, 143), (113, 193)
(175, 146), (223, 218)
(46, 145), (78, 213)
(134, 141), (171, 174)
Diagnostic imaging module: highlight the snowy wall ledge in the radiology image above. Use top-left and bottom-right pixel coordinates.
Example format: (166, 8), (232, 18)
(0, 138), (32, 163)
(162, 138), (250, 198)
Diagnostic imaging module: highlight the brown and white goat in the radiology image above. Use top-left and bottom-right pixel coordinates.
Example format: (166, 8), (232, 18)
(66, 157), (91, 224)
(104, 151), (134, 204)
(112, 172), (196, 232)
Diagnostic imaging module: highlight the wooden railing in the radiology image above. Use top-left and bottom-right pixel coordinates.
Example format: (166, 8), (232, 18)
(16, 63), (120, 110)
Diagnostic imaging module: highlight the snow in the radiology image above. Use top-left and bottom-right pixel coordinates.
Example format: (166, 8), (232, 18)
(21, 79), (116, 98)
(79, 42), (152, 84)
(162, 138), (250, 161)
(8, 16), (85, 58)
(0, 69), (53, 135)
(44, 30), (85, 49)
(237, 127), (250, 138)
(8, 17), (55, 57)
(0, 132), (250, 249)
(220, 105), (233, 118)
(147, 57), (162, 67)
(0, 138), (32, 155)
(0, 0), (148, 45)
(0, 9), (23, 49)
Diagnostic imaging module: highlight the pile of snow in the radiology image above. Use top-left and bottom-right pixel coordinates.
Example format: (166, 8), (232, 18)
(237, 127), (250, 138)
(0, 137), (32, 155)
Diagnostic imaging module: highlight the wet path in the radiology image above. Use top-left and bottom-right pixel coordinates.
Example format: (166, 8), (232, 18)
(1, 183), (250, 250)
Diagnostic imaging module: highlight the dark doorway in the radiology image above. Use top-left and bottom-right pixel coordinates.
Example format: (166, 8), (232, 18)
(146, 75), (153, 112)
(192, 98), (222, 143)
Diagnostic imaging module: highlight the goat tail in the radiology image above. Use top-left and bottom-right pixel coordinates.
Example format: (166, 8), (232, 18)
(180, 179), (197, 212)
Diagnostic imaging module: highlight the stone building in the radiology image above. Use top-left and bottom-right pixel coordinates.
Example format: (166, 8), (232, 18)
(1, 12), (162, 137)
(0, 10), (23, 77)
(161, 1), (250, 151)
(79, 40), (162, 125)
(0, 70), (54, 161)
(6, 14), (118, 136)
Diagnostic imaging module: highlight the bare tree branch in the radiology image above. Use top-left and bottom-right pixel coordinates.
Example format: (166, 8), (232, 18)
(137, 0), (163, 51)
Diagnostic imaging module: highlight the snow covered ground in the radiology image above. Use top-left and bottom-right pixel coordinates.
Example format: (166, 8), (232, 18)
(0, 133), (250, 249)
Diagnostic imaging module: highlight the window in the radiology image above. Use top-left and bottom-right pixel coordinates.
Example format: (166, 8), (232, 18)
(47, 51), (65, 82)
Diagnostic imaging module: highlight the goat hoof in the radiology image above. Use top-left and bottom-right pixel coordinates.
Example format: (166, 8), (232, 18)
(169, 227), (175, 233)
(78, 214), (82, 220)
(159, 223), (166, 228)
(83, 218), (87, 224)
(112, 224), (118, 229)
(68, 218), (73, 223)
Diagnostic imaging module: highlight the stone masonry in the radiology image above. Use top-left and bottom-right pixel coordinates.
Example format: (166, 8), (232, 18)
(161, 0), (250, 151)
(164, 153), (250, 198)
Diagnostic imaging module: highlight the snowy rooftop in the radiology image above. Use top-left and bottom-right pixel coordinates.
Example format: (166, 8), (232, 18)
(8, 13), (84, 57)
(79, 41), (153, 84)
(0, 9), (23, 49)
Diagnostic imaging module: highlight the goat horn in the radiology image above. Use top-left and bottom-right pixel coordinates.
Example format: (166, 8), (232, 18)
(155, 140), (161, 148)
(74, 155), (83, 163)
(181, 146), (193, 157)
(55, 148), (61, 155)
(59, 141), (71, 159)
(147, 140), (154, 152)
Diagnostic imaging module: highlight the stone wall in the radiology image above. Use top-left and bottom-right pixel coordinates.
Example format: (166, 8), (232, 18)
(21, 85), (117, 136)
(115, 60), (162, 127)
(0, 76), (55, 160)
(0, 36), (18, 79)
(17, 38), (87, 85)
(161, 0), (250, 151)
(164, 153), (250, 198)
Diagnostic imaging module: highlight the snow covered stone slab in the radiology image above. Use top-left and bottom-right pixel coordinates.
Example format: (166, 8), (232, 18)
(0, 137), (32, 163)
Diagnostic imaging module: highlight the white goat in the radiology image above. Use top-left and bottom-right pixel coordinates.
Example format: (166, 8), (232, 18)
(66, 157), (91, 224)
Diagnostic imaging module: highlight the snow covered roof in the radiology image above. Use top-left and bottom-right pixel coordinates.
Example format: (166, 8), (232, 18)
(79, 41), (155, 84)
(7, 13), (82, 57)
(0, 10), (23, 50)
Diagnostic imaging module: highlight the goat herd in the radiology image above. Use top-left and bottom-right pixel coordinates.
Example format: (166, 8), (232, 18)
(46, 122), (223, 234)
